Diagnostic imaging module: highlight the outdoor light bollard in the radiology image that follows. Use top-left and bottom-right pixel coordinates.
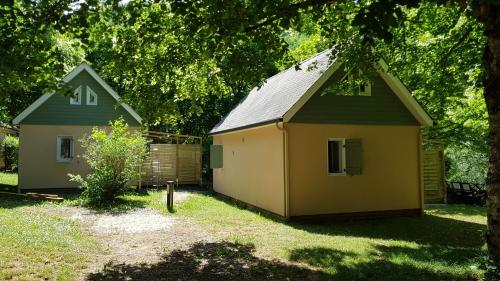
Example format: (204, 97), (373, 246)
(166, 180), (175, 210)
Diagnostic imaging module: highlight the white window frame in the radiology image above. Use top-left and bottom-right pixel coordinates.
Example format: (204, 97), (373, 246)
(56, 136), (74, 162)
(327, 138), (346, 176)
(340, 71), (372, 96)
(86, 86), (97, 105)
(70, 86), (82, 105)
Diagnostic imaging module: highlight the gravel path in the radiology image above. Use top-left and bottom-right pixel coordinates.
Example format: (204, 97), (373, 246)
(39, 190), (213, 280)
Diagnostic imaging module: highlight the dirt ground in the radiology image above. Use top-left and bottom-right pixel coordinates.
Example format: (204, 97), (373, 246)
(36, 190), (326, 281)
(41, 190), (214, 280)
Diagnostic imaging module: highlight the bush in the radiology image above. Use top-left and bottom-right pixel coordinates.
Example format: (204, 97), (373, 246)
(69, 119), (147, 203)
(2, 135), (19, 172)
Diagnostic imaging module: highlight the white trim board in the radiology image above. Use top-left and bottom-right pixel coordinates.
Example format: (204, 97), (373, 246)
(12, 63), (142, 125)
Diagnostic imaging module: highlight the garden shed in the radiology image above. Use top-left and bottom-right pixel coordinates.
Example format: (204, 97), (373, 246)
(210, 50), (433, 219)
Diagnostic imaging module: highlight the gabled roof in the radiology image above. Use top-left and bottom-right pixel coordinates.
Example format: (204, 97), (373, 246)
(210, 50), (432, 135)
(12, 63), (142, 125)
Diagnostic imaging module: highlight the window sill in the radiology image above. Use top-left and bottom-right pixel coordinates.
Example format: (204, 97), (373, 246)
(57, 158), (74, 163)
(328, 172), (346, 176)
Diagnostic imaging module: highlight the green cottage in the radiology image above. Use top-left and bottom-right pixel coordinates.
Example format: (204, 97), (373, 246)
(13, 63), (142, 191)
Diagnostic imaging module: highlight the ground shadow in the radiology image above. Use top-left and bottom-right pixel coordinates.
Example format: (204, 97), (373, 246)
(0, 183), (17, 193)
(289, 214), (485, 248)
(289, 244), (479, 281)
(87, 241), (328, 281)
(87, 241), (474, 281)
(0, 195), (41, 208)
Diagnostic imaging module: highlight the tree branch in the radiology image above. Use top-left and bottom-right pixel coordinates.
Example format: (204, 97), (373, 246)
(440, 26), (473, 67)
(244, 0), (338, 32)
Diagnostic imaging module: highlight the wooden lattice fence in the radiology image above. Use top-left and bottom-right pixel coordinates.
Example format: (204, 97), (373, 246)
(423, 141), (446, 203)
(140, 132), (202, 187)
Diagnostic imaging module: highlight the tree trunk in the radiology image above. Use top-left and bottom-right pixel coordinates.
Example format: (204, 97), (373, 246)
(476, 2), (500, 264)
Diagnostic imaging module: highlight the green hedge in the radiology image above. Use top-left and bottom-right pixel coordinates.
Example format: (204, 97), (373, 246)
(2, 135), (19, 172)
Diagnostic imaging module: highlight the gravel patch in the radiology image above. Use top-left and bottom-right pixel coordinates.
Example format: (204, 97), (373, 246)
(92, 209), (175, 234)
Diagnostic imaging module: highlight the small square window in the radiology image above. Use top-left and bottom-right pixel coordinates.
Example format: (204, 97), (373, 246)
(327, 139), (346, 175)
(70, 86), (82, 105)
(57, 136), (74, 162)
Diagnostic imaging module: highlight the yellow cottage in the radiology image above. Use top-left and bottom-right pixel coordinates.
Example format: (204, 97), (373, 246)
(209, 50), (433, 219)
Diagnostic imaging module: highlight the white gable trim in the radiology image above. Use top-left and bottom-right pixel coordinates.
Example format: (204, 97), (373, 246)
(13, 92), (55, 125)
(283, 59), (432, 127)
(12, 63), (142, 125)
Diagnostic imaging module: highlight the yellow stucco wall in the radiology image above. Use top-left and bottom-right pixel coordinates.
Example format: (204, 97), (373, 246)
(286, 123), (422, 216)
(18, 124), (140, 189)
(213, 124), (286, 216)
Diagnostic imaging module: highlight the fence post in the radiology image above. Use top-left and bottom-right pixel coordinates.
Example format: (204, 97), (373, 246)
(167, 180), (175, 210)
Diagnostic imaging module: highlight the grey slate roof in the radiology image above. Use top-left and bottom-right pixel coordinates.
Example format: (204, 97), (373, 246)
(210, 49), (335, 134)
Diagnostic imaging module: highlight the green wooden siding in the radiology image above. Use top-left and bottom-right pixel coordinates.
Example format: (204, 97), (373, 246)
(210, 145), (223, 168)
(22, 71), (140, 126)
(290, 67), (419, 125)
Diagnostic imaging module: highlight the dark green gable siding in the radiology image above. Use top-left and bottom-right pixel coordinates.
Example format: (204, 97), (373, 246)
(22, 71), (140, 126)
(290, 67), (419, 125)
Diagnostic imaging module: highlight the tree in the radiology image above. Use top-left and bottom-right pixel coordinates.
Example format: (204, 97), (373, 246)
(168, 0), (500, 264)
(0, 0), (89, 122)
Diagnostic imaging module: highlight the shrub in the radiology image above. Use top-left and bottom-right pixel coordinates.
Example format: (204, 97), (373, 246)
(69, 119), (147, 203)
(2, 135), (19, 172)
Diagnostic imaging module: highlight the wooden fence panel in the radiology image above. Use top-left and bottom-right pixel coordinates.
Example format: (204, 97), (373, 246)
(141, 143), (201, 186)
(423, 146), (446, 203)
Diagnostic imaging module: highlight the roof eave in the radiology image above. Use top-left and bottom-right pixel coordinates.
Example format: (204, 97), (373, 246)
(209, 118), (283, 136)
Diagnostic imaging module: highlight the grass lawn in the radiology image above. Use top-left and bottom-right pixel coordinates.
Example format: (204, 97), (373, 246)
(0, 197), (99, 281)
(0, 177), (487, 280)
(0, 172), (18, 192)
(175, 194), (487, 281)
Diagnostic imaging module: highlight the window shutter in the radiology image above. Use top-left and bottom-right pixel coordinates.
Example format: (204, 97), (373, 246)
(345, 139), (362, 175)
(210, 145), (223, 168)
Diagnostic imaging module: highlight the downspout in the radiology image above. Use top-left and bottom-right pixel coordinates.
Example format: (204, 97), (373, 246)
(418, 128), (425, 215)
(276, 121), (290, 218)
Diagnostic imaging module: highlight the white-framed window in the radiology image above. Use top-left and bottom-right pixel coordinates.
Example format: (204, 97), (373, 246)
(70, 86), (82, 105)
(327, 138), (346, 175)
(86, 86), (97, 105)
(56, 136), (74, 162)
(339, 71), (372, 96)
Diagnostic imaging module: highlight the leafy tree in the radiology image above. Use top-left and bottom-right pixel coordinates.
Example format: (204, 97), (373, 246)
(69, 119), (147, 202)
(83, 0), (283, 135)
(166, 0), (500, 265)
(0, 0), (87, 122)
